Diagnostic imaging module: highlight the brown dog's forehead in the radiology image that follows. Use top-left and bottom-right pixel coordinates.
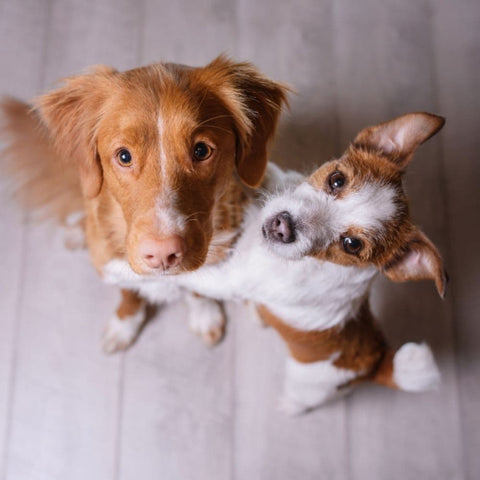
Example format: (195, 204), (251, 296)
(97, 65), (236, 157)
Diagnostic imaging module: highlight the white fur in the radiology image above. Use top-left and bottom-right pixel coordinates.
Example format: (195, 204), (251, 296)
(156, 113), (186, 235)
(65, 210), (85, 227)
(155, 195), (187, 235)
(279, 355), (357, 415)
(158, 113), (167, 166)
(102, 305), (146, 354)
(185, 293), (225, 346)
(393, 343), (441, 392)
(63, 210), (86, 250)
(261, 180), (397, 260)
(102, 164), (379, 332)
(64, 224), (86, 250)
(99, 163), (439, 412)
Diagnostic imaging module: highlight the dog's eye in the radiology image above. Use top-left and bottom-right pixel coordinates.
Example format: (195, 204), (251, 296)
(193, 142), (213, 162)
(342, 237), (362, 254)
(328, 171), (346, 192)
(117, 149), (133, 166)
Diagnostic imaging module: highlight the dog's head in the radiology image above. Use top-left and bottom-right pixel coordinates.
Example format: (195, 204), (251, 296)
(262, 112), (448, 297)
(36, 56), (288, 274)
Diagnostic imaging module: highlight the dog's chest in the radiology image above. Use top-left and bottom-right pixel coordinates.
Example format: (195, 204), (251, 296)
(181, 213), (378, 330)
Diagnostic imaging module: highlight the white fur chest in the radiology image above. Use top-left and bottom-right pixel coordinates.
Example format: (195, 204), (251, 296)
(102, 204), (377, 331)
(179, 207), (378, 330)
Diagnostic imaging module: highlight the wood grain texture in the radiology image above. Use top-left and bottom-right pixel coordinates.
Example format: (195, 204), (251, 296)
(432, 1), (480, 478)
(116, 3), (237, 480)
(234, 3), (349, 479)
(0, 0), (477, 478)
(0, 0), (51, 476)
(333, 1), (463, 479)
(1, 1), (140, 479)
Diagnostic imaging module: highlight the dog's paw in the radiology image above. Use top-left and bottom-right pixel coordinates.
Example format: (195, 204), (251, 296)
(102, 309), (145, 354)
(187, 296), (225, 347)
(64, 224), (86, 250)
(277, 395), (309, 416)
(64, 211), (86, 250)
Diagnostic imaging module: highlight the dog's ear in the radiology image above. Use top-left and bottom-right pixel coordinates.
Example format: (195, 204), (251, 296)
(34, 66), (116, 199)
(382, 228), (448, 298)
(354, 112), (445, 168)
(202, 56), (289, 187)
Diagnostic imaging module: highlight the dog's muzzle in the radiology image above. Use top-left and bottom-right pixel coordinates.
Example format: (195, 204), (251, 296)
(262, 211), (296, 244)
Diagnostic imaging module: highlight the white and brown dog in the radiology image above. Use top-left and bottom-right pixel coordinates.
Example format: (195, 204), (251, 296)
(105, 112), (446, 413)
(257, 112), (447, 413)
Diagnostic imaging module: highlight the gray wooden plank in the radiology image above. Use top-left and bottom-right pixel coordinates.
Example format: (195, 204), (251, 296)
(119, 302), (234, 480)
(0, 1), (477, 479)
(42, 0), (142, 85)
(0, 180), (23, 480)
(432, 1), (480, 479)
(237, 0), (339, 173)
(6, 229), (121, 480)
(3, 0), (141, 478)
(141, 0), (237, 66)
(333, 0), (463, 478)
(231, 303), (350, 480)
(0, 0), (51, 476)
(117, 2), (237, 479)
(234, 2), (349, 479)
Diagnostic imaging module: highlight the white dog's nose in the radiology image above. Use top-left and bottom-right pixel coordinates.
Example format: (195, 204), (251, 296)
(263, 212), (296, 244)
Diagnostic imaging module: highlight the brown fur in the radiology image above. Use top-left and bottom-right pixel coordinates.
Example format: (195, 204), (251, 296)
(1, 57), (288, 348)
(0, 97), (83, 223)
(259, 113), (446, 393)
(1, 56), (288, 277)
(257, 302), (395, 388)
(116, 289), (144, 319)
(306, 114), (447, 298)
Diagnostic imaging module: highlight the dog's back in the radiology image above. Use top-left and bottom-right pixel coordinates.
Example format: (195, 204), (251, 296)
(1, 97), (83, 223)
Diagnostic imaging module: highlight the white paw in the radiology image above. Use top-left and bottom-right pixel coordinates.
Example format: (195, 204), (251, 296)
(102, 309), (145, 354)
(64, 224), (86, 250)
(64, 211), (86, 250)
(277, 395), (310, 416)
(393, 342), (441, 392)
(187, 296), (225, 347)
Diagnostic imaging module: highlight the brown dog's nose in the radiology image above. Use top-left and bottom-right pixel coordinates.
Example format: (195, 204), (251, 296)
(139, 235), (186, 270)
(264, 212), (296, 244)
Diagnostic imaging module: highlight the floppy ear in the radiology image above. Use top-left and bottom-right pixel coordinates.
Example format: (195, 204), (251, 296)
(382, 228), (448, 298)
(202, 56), (289, 187)
(354, 112), (445, 168)
(34, 66), (116, 199)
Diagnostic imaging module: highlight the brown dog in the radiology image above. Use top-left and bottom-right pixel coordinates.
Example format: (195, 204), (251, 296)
(1, 56), (288, 352)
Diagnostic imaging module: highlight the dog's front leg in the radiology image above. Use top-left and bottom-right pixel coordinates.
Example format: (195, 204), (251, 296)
(102, 289), (147, 354)
(185, 292), (226, 347)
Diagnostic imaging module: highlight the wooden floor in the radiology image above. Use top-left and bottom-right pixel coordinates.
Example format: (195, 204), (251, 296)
(0, 0), (479, 479)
